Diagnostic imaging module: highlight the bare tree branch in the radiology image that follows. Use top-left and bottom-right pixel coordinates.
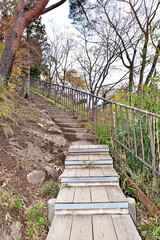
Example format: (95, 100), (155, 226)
(42, 0), (67, 15)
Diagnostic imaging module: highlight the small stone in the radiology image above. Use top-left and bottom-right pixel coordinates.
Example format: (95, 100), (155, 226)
(27, 170), (45, 184)
(9, 138), (23, 149)
(38, 123), (44, 128)
(45, 120), (56, 127)
(45, 166), (59, 181)
(48, 126), (62, 134)
(44, 156), (52, 162)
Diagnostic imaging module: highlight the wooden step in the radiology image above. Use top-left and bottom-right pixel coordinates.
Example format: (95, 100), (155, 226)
(68, 144), (109, 153)
(60, 167), (118, 186)
(55, 186), (128, 215)
(46, 214), (141, 240)
(65, 154), (113, 168)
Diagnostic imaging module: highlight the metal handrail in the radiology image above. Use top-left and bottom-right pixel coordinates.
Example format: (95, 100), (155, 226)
(30, 80), (160, 189)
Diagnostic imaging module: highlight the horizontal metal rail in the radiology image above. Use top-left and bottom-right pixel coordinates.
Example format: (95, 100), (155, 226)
(31, 79), (160, 189)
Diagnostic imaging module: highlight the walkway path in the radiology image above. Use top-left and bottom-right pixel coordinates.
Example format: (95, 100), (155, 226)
(30, 92), (141, 239)
(47, 144), (141, 240)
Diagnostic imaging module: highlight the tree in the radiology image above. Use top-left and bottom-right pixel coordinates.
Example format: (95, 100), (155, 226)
(74, 26), (120, 96)
(65, 69), (86, 89)
(70, 0), (160, 94)
(0, 0), (67, 87)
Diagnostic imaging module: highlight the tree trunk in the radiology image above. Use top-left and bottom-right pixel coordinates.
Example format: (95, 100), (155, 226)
(23, 76), (30, 99)
(144, 40), (160, 86)
(128, 66), (134, 105)
(0, 19), (25, 87)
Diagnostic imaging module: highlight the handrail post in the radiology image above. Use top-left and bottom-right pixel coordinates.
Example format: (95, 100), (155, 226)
(55, 84), (57, 106)
(94, 105), (98, 138)
(92, 96), (95, 121)
(72, 89), (74, 116)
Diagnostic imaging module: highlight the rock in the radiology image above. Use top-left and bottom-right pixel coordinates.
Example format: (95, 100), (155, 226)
(38, 123), (44, 128)
(23, 129), (66, 147)
(44, 135), (67, 147)
(0, 221), (22, 240)
(45, 166), (59, 181)
(45, 119), (56, 127)
(47, 198), (56, 223)
(9, 138), (23, 149)
(27, 170), (45, 184)
(48, 126), (62, 134)
(10, 221), (22, 240)
(17, 142), (52, 162)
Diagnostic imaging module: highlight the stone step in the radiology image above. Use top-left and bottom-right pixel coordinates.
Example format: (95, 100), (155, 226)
(53, 118), (77, 122)
(62, 127), (88, 133)
(63, 132), (95, 141)
(58, 123), (84, 128)
(55, 186), (128, 215)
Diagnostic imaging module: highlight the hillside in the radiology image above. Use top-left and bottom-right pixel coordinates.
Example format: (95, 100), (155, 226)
(0, 87), (69, 239)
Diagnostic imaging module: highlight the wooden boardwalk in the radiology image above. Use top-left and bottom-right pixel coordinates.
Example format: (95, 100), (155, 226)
(47, 144), (141, 240)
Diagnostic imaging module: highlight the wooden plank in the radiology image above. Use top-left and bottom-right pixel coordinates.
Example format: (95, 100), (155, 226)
(76, 168), (90, 177)
(56, 187), (75, 203)
(78, 145), (89, 148)
(69, 145), (79, 149)
(88, 145), (97, 148)
(66, 156), (78, 161)
(89, 168), (104, 177)
(88, 155), (101, 160)
(98, 145), (109, 149)
(102, 167), (118, 177)
(61, 169), (77, 177)
(70, 215), (92, 240)
(74, 187), (91, 203)
(106, 186), (127, 202)
(46, 215), (72, 240)
(100, 155), (112, 160)
(77, 155), (89, 160)
(91, 186), (109, 203)
(93, 215), (117, 240)
(112, 215), (142, 240)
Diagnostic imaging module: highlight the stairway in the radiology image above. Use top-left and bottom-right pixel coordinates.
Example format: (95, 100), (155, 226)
(47, 144), (141, 240)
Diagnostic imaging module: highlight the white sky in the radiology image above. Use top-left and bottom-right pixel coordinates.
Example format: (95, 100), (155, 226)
(42, 0), (72, 34)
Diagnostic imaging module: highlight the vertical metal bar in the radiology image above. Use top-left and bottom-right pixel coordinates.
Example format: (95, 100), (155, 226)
(120, 107), (124, 145)
(139, 112), (145, 161)
(92, 96), (95, 121)
(148, 115), (159, 189)
(115, 104), (119, 140)
(75, 90), (77, 113)
(67, 88), (69, 108)
(111, 103), (115, 138)
(89, 96), (91, 121)
(72, 89), (74, 115)
(132, 110), (137, 156)
(87, 94), (89, 120)
(104, 105), (108, 138)
(84, 93), (86, 117)
(94, 106), (98, 138)
(99, 106), (102, 138)
(126, 107), (131, 149)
